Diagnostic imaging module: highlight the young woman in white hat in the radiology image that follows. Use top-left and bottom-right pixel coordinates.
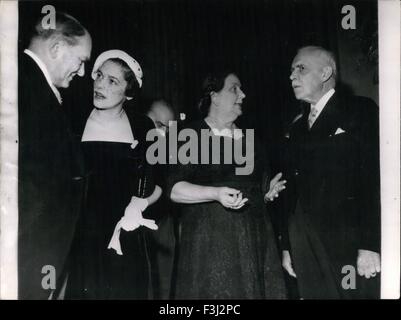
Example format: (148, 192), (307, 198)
(67, 50), (161, 299)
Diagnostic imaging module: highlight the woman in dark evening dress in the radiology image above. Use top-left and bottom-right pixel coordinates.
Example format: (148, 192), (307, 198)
(166, 71), (287, 299)
(67, 50), (161, 299)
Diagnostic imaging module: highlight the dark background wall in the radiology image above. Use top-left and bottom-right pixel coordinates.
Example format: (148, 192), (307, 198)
(19, 0), (378, 169)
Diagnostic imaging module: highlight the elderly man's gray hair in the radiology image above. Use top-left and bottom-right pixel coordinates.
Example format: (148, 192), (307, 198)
(32, 12), (87, 46)
(298, 46), (338, 80)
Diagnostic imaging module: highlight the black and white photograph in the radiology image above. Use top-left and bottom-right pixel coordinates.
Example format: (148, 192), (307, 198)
(0, 0), (399, 305)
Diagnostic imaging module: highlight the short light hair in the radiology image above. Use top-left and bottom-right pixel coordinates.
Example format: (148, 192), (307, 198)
(298, 46), (337, 80)
(31, 12), (87, 46)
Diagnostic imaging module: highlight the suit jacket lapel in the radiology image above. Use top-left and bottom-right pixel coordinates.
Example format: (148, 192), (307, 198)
(309, 92), (343, 137)
(292, 102), (310, 135)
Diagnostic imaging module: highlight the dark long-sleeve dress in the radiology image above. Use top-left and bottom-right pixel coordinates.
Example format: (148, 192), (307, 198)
(166, 120), (286, 299)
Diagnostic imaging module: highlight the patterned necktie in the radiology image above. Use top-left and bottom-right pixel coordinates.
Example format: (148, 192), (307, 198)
(308, 106), (318, 129)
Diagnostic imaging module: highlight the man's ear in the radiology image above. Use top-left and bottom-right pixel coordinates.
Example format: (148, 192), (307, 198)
(322, 66), (333, 82)
(48, 38), (63, 59)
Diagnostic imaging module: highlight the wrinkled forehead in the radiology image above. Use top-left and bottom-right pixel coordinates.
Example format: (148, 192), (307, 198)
(73, 32), (92, 59)
(292, 49), (326, 68)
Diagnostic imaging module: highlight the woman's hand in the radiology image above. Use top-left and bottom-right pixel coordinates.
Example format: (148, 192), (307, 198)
(264, 172), (287, 202)
(170, 182), (247, 209)
(108, 197), (158, 255)
(120, 197), (158, 231)
(216, 187), (248, 210)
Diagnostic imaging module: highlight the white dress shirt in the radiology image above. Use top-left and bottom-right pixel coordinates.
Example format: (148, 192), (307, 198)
(308, 88), (335, 127)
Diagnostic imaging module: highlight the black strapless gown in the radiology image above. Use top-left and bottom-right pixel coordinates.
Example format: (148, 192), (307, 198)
(66, 141), (152, 299)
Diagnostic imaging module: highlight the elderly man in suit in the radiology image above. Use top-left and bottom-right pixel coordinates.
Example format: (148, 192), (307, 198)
(281, 46), (380, 299)
(18, 11), (91, 299)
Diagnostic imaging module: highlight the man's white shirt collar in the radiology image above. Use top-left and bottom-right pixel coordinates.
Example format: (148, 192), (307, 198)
(24, 49), (62, 105)
(310, 88), (335, 120)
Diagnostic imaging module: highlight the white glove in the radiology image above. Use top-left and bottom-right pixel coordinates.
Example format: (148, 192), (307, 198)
(108, 197), (158, 255)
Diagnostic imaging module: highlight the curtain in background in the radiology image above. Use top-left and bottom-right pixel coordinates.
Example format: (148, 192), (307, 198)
(19, 0), (377, 149)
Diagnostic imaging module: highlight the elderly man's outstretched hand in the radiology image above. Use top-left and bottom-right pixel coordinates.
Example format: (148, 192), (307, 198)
(264, 172), (287, 202)
(357, 249), (381, 279)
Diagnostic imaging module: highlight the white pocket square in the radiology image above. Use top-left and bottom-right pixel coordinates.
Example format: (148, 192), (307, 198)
(335, 127), (346, 135)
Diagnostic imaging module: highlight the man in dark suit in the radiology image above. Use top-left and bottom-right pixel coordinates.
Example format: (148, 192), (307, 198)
(281, 46), (380, 299)
(146, 100), (176, 299)
(18, 12), (91, 299)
